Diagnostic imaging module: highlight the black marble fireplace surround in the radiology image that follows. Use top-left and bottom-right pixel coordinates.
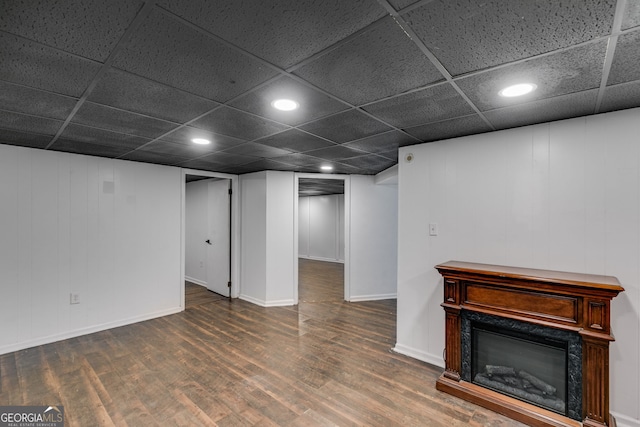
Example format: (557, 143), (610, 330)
(461, 310), (583, 421)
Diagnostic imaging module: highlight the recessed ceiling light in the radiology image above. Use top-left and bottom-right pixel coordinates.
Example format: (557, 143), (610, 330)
(191, 138), (210, 145)
(499, 83), (537, 98)
(320, 165), (333, 171)
(271, 99), (298, 111)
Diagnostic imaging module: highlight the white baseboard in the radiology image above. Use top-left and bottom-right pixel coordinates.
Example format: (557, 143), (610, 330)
(0, 306), (183, 356)
(349, 293), (396, 302)
(185, 276), (207, 287)
(263, 299), (295, 307)
(298, 255), (345, 264)
(238, 294), (295, 307)
(612, 412), (640, 427)
(393, 343), (445, 369)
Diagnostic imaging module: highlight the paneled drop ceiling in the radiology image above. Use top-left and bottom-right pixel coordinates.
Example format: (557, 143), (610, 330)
(1, 0), (639, 176)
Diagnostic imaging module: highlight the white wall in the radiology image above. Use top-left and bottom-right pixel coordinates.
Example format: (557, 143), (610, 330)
(185, 179), (208, 285)
(349, 175), (398, 301)
(239, 171), (295, 306)
(299, 195), (310, 257)
(298, 194), (345, 262)
(0, 144), (182, 355)
(396, 108), (640, 427)
(239, 172), (267, 304)
(265, 171), (295, 305)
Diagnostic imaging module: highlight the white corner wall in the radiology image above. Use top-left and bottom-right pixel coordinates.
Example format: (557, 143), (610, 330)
(348, 175), (398, 301)
(185, 179), (208, 285)
(298, 194), (345, 262)
(265, 171), (295, 305)
(396, 108), (640, 427)
(0, 144), (182, 355)
(239, 171), (295, 306)
(239, 172), (268, 304)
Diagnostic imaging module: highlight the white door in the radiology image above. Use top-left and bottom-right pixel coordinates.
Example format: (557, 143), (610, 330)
(206, 179), (230, 296)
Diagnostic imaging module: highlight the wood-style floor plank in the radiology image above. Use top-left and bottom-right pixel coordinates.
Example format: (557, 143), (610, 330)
(0, 260), (527, 426)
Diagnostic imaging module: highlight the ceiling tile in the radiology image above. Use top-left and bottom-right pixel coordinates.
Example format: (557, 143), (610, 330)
(223, 142), (292, 158)
(328, 163), (362, 175)
(58, 124), (151, 150)
(337, 154), (396, 174)
(622, 1), (640, 30)
(271, 153), (329, 168)
(160, 126), (244, 151)
(388, 0), (422, 11)
(607, 30), (640, 86)
(200, 163), (256, 174)
(0, 33), (101, 97)
(72, 102), (179, 139)
(191, 107), (289, 141)
(189, 152), (258, 167)
(0, 111), (63, 136)
(157, 0), (387, 69)
(119, 150), (190, 166)
(0, 129), (53, 150)
(364, 83), (475, 128)
(0, 0), (143, 61)
(303, 145), (366, 161)
(299, 109), (392, 144)
(89, 68), (219, 123)
(174, 158), (226, 171)
(403, 0), (616, 76)
(342, 130), (414, 154)
(379, 149), (399, 161)
(128, 140), (221, 159)
(49, 140), (133, 158)
(294, 17), (443, 105)
(223, 158), (297, 174)
(484, 90), (598, 130)
(456, 41), (607, 111)
(599, 81), (640, 113)
(0, 81), (77, 120)
(229, 76), (348, 126)
(112, 9), (279, 102)
(256, 129), (335, 152)
(405, 114), (492, 142)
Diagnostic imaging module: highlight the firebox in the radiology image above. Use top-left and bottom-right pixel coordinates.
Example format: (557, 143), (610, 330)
(460, 311), (582, 421)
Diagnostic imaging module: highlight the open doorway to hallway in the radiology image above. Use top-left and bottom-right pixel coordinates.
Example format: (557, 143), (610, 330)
(297, 176), (346, 303)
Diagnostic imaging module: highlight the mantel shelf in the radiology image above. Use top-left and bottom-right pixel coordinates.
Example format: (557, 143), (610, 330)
(436, 261), (624, 294)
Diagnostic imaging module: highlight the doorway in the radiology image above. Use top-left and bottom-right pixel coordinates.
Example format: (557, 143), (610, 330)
(294, 174), (350, 304)
(181, 169), (238, 310)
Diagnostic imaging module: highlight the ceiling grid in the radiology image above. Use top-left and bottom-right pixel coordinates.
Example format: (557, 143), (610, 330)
(0, 0), (638, 176)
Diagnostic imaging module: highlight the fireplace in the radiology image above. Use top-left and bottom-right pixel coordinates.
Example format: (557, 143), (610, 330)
(435, 261), (624, 427)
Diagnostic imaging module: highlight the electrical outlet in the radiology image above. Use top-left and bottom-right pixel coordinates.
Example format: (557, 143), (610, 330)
(70, 293), (80, 304)
(429, 223), (439, 236)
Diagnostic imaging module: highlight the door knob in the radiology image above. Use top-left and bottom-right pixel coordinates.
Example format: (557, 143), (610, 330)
(205, 239), (212, 245)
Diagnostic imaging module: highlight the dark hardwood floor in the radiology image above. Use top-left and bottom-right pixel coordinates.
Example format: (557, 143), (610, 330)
(298, 258), (344, 303)
(185, 281), (227, 309)
(0, 259), (525, 426)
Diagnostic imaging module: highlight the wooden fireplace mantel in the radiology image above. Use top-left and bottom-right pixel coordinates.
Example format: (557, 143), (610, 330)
(434, 261), (624, 427)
